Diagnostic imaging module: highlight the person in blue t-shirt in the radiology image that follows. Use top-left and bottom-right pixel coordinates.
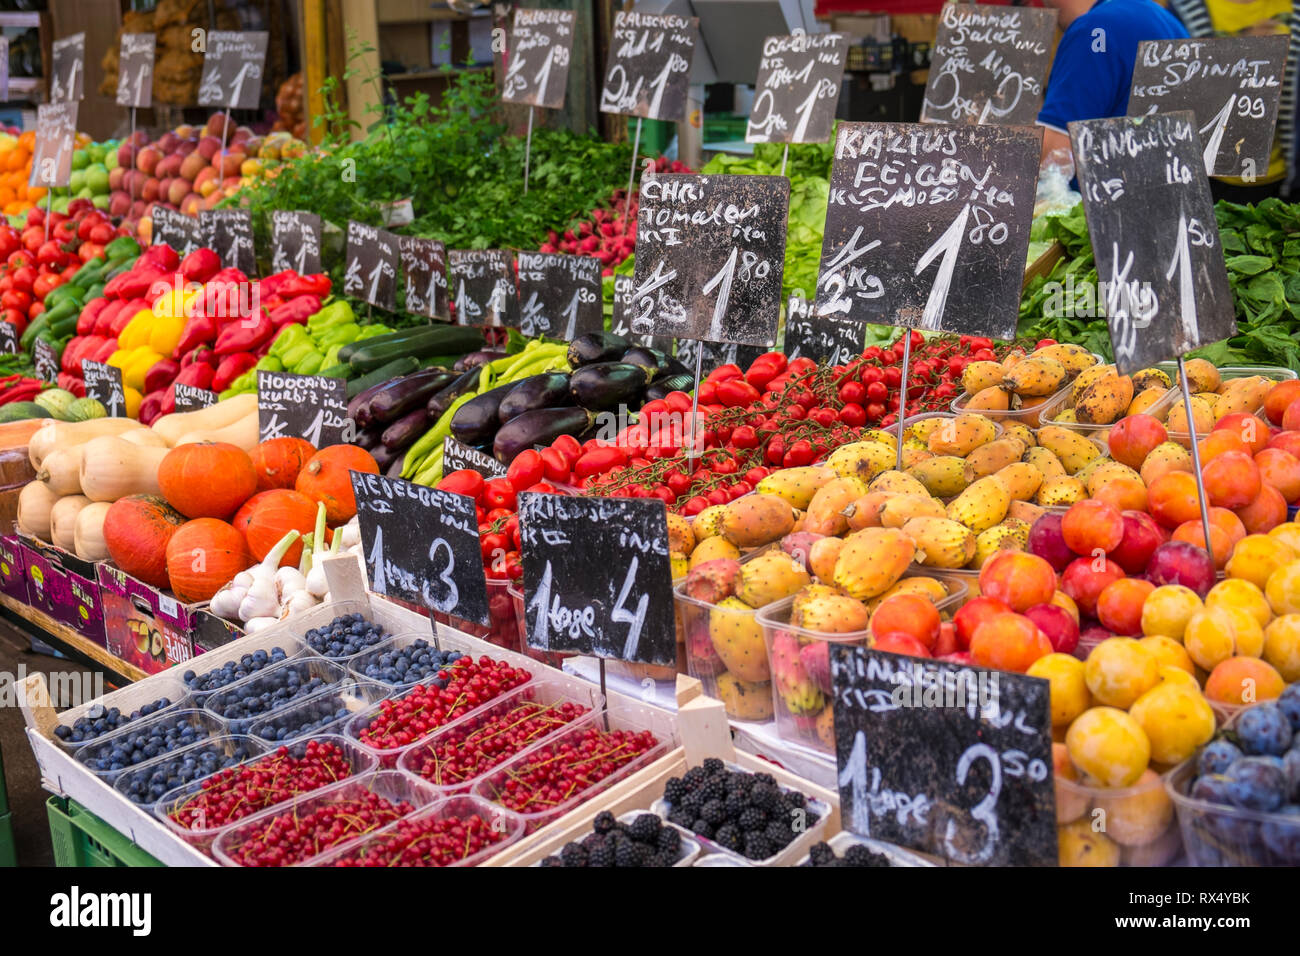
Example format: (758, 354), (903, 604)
(1037, 0), (1190, 161)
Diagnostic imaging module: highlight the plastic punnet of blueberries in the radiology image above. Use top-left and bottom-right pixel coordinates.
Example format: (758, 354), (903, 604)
(114, 740), (257, 806)
(303, 614), (390, 659)
(184, 647), (290, 694)
(53, 697), (177, 745)
(77, 713), (217, 773)
(355, 640), (462, 687)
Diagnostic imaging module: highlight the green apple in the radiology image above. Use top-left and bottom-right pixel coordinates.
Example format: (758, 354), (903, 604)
(92, 194), (111, 211)
(52, 196), (70, 215)
(68, 169), (86, 193)
(84, 163), (109, 194)
(104, 149), (119, 172)
(71, 149), (89, 171)
(76, 186), (94, 200)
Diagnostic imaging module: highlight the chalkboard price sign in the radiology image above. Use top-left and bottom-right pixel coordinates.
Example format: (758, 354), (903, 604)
(610, 275), (672, 351)
(921, 5), (1054, 125)
(516, 252), (603, 339)
(747, 33), (848, 145)
(503, 8), (576, 110)
(399, 236), (449, 321)
(257, 371), (353, 446)
(0, 37), (8, 103)
(449, 250), (519, 328)
(271, 210), (322, 275)
(344, 221), (399, 312)
(831, 646), (1057, 867)
(81, 361), (127, 418)
(442, 436), (507, 480)
(814, 122), (1040, 340)
(200, 209), (256, 275)
(33, 340), (59, 383)
(116, 33), (156, 109)
(1128, 36), (1288, 179)
(632, 174), (788, 346)
(674, 339), (765, 377)
(350, 472), (491, 627)
(151, 204), (200, 256)
(599, 11), (697, 122)
(518, 492), (676, 666)
(29, 102), (77, 189)
(174, 383), (218, 412)
(198, 31), (269, 110)
(0, 320), (18, 355)
(50, 33), (85, 103)
(1070, 112), (1236, 375)
(783, 293), (864, 366)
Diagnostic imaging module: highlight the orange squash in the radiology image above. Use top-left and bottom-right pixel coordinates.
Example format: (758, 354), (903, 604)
(158, 441), (258, 519)
(236, 488), (317, 567)
(102, 494), (187, 589)
(250, 437), (316, 492)
(166, 519), (253, 603)
(296, 445), (378, 524)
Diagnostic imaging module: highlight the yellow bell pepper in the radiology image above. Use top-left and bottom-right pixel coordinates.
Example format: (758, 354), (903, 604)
(117, 309), (156, 351)
(123, 349), (163, 392)
(147, 313), (187, 356)
(106, 349), (129, 369)
(153, 288), (196, 320)
(124, 386), (143, 419)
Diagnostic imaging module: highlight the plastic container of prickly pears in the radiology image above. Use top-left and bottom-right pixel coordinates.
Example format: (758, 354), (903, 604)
(949, 382), (1071, 428)
(1035, 384), (1179, 440)
(1056, 761), (1183, 867)
(675, 581), (774, 723)
(899, 410), (1005, 448)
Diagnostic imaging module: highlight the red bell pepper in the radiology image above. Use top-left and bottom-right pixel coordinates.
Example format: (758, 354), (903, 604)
(76, 296), (109, 335)
(93, 299), (126, 335)
(140, 244), (180, 272)
(174, 360), (215, 390)
(138, 390), (165, 426)
(280, 273), (331, 298)
(258, 270), (297, 300)
(180, 345), (216, 370)
(160, 387), (176, 417)
(209, 267), (248, 287)
(109, 303), (143, 337)
(198, 279), (251, 325)
(56, 373), (86, 398)
(268, 295), (321, 329)
(172, 314), (217, 359)
(259, 295), (285, 315)
(144, 358), (180, 395)
(214, 312), (272, 355)
(105, 265), (167, 302)
(179, 247), (221, 284)
(92, 337), (119, 363)
(212, 352), (258, 392)
(146, 271), (184, 305)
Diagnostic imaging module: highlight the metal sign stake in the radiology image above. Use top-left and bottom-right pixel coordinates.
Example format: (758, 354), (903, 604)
(893, 328), (913, 470)
(1178, 355), (1214, 553)
(128, 106), (137, 206)
(780, 143), (790, 178)
(686, 342), (704, 461)
(627, 117), (643, 203)
(523, 106), (534, 195)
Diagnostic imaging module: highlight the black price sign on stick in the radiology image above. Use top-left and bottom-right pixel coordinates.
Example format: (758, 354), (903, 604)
(81, 361), (127, 418)
(518, 493), (676, 666)
(921, 5), (1054, 125)
(198, 31), (268, 110)
(814, 123), (1040, 338)
(747, 33), (848, 144)
(831, 647), (1057, 867)
(450, 250), (519, 328)
(271, 211), (322, 275)
(599, 12), (697, 121)
(257, 371), (353, 446)
(611, 275), (672, 351)
(0, 37), (11, 104)
(399, 236), (449, 321)
(442, 436), (507, 480)
(116, 33), (156, 109)
(1127, 36), (1288, 179)
(516, 252), (603, 339)
(50, 33), (85, 103)
(633, 175), (788, 346)
(503, 9), (576, 110)
(351, 472), (490, 627)
(200, 209), (255, 274)
(0, 320), (18, 355)
(29, 102), (77, 189)
(151, 204), (200, 256)
(344, 221), (399, 311)
(33, 340), (59, 383)
(1070, 112), (1235, 375)
(783, 293), (864, 365)
(174, 383), (218, 412)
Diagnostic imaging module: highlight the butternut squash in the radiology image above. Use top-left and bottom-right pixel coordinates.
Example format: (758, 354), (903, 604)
(120, 428), (172, 449)
(28, 418), (146, 470)
(78, 435), (169, 502)
(175, 412), (259, 453)
(152, 393), (257, 446)
(73, 501), (112, 561)
(50, 495), (92, 552)
(37, 446), (83, 496)
(17, 481), (60, 541)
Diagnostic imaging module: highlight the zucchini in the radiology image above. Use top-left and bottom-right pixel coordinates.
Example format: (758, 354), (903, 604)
(0, 401), (51, 423)
(343, 325), (484, 371)
(345, 356), (420, 399)
(19, 314), (47, 351)
(318, 362), (351, 380)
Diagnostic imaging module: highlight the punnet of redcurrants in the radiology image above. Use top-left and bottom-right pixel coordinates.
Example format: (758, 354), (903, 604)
(662, 758), (819, 862)
(803, 842), (894, 867)
(226, 792), (413, 867)
(76, 712), (217, 773)
(357, 657), (532, 751)
(54, 697), (177, 745)
(541, 811), (682, 868)
(355, 639), (462, 686)
(166, 740), (355, 831)
(303, 613), (390, 659)
(406, 699), (589, 788)
(184, 647), (290, 694)
(116, 741), (257, 806)
(324, 812), (508, 867)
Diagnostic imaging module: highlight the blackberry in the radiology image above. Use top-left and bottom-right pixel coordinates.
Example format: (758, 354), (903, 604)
(663, 777), (687, 804)
(714, 824), (743, 851)
(783, 790), (807, 811)
(698, 779), (725, 803)
(727, 771), (753, 791)
(683, 766), (708, 787)
(843, 845), (890, 867)
(723, 792), (746, 820)
(753, 772), (777, 788)
(692, 818), (715, 840)
(809, 842), (836, 866)
(737, 808), (766, 832)
(653, 850), (678, 868)
(592, 810), (618, 834)
(766, 821), (795, 847)
(702, 757), (725, 775)
(614, 839), (643, 868)
(679, 792), (703, 814)
(743, 833), (774, 860)
(560, 843), (588, 867)
(657, 826), (681, 855)
(667, 808), (695, 829)
(750, 782), (783, 812)
(586, 840), (615, 868)
(629, 813), (661, 843)
(540, 857), (564, 867)
(701, 799), (727, 826)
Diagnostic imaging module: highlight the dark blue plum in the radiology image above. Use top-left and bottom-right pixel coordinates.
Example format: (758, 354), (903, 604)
(1261, 806), (1300, 863)
(1197, 739), (1242, 777)
(1235, 702), (1293, 757)
(1224, 757), (1287, 812)
(1278, 684), (1300, 733)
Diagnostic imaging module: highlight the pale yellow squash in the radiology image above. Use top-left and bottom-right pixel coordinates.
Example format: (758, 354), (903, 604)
(78, 435), (169, 502)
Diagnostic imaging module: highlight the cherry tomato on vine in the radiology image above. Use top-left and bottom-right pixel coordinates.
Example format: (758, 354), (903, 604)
(839, 380), (866, 405)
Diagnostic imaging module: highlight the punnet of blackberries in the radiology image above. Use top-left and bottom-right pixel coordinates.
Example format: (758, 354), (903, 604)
(540, 812), (683, 868)
(662, 758), (818, 861)
(803, 842), (894, 867)
(303, 614), (390, 659)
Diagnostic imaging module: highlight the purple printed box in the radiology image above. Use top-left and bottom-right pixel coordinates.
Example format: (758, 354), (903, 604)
(97, 563), (195, 675)
(17, 533), (106, 648)
(0, 534), (25, 601)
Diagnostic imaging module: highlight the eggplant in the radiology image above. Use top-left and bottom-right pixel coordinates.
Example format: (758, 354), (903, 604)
(448, 380), (518, 445)
(385, 455), (407, 479)
(644, 373), (696, 402)
(354, 423), (385, 452)
(569, 362), (655, 412)
(567, 331), (630, 368)
(382, 406), (431, 451)
(360, 368), (456, 427)
(428, 366), (484, 418)
(347, 379), (389, 425)
(454, 350), (506, 371)
(497, 372), (572, 424)
(493, 407), (594, 464)
(620, 346), (677, 376)
(371, 442), (402, 471)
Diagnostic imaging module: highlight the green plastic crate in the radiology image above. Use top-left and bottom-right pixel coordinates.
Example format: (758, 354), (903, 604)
(46, 796), (164, 867)
(0, 811), (14, 867)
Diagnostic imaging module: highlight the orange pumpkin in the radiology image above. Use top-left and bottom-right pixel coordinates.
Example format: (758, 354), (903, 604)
(296, 445), (378, 524)
(158, 441), (258, 519)
(165, 518), (252, 603)
(250, 437), (316, 492)
(102, 494), (187, 589)
(237, 488), (317, 567)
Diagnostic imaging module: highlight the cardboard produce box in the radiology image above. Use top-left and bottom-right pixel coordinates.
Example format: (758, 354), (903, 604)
(97, 563), (195, 675)
(18, 533), (106, 648)
(0, 534), (25, 601)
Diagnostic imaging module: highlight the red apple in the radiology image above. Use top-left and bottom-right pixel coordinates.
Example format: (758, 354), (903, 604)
(141, 177), (160, 202)
(157, 131), (180, 154)
(167, 178), (192, 206)
(109, 190), (131, 217)
(155, 153), (183, 180)
(197, 136), (222, 161)
(136, 146), (161, 175)
(108, 166), (126, 191)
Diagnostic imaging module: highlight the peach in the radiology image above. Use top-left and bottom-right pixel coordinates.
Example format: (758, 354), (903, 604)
(1284, 399), (1300, 433)
(135, 146), (161, 174)
(1096, 578), (1155, 636)
(1028, 652), (1092, 726)
(197, 135), (222, 161)
(1065, 706), (1151, 787)
(1199, 428), (1250, 460)
(180, 192), (203, 217)
(969, 613), (1053, 673)
(1202, 451), (1260, 509)
(1214, 412), (1268, 454)
(1255, 448), (1300, 503)
(1084, 637), (1160, 708)
(1226, 533), (1296, 590)
(155, 152), (183, 180)
(978, 551), (1058, 612)
(1263, 614), (1300, 682)
(1268, 430), (1300, 460)
(1025, 603), (1080, 654)
(1148, 471), (1203, 529)
(1205, 578), (1272, 628)
(194, 166), (219, 197)
(1265, 560), (1300, 616)
(1093, 768), (1177, 846)
(1236, 481), (1288, 535)
(167, 178), (191, 206)
(1110, 511), (1163, 575)
(141, 177), (160, 203)
(1062, 556), (1126, 618)
(1203, 656), (1285, 705)
(179, 150), (208, 182)
(870, 593), (940, 650)
(1172, 519), (1232, 568)
(215, 151), (245, 178)
(1140, 584), (1203, 639)
(1062, 499), (1124, 555)
(1139, 635), (1195, 675)
(1108, 414), (1168, 469)
(108, 166), (126, 191)
(1091, 475), (1148, 513)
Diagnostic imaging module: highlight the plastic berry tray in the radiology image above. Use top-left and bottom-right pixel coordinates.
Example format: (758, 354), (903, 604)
(308, 795), (527, 868)
(178, 633), (308, 708)
(245, 680), (393, 744)
(72, 708), (228, 778)
(794, 830), (936, 867)
(50, 673), (191, 753)
(692, 853), (751, 866)
(211, 770), (440, 867)
(111, 735), (267, 809)
(201, 656), (354, 733)
(153, 734), (379, 853)
(293, 599), (398, 662)
(346, 632), (466, 690)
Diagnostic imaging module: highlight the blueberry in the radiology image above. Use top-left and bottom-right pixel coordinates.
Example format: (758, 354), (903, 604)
(1235, 702), (1293, 757)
